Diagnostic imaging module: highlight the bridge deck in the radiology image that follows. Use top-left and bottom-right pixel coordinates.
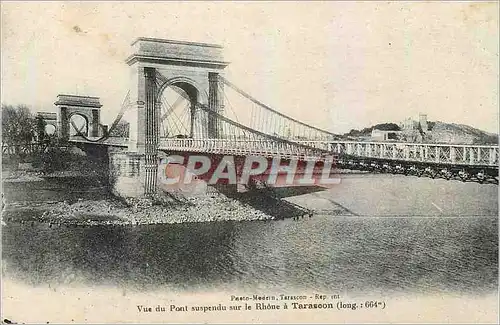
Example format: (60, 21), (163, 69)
(68, 137), (499, 168)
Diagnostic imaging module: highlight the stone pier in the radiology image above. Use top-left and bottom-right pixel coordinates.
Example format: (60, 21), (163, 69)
(109, 151), (210, 198)
(109, 151), (148, 198)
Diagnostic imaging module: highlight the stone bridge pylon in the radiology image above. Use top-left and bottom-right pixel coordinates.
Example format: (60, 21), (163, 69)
(54, 94), (103, 139)
(112, 37), (229, 197)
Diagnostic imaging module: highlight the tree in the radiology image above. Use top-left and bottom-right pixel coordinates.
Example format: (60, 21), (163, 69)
(372, 123), (401, 131)
(344, 122), (401, 137)
(1, 104), (37, 155)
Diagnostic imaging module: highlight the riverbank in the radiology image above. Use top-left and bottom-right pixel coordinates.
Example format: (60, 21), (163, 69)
(2, 170), (101, 182)
(1, 166), (106, 183)
(1, 165), (355, 226)
(2, 175), (349, 226)
(1, 192), (279, 226)
(2, 168), (369, 183)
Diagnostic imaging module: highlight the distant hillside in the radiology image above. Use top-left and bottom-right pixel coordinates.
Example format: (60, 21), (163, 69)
(344, 121), (498, 145)
(426, 121), (498, 145)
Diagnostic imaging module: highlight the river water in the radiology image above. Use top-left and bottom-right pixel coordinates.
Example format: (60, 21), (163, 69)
(2, 175), (498, 297)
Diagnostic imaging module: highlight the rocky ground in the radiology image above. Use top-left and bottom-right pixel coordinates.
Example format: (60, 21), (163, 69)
(1, 190), (277, 226)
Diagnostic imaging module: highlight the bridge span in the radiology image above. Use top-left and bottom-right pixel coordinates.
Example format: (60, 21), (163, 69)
(29, 37), (498, 196)
(69, 136), (499, 184)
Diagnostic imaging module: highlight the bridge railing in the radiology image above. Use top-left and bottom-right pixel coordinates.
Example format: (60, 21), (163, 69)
(158, 138), (333, 161)
(159, 138), (499, 167)
(67, 136), (499, 168)
(293, 141), (499, 167)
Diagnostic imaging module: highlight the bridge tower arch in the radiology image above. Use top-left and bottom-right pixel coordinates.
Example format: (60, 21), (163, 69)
(126, 37), (228, 154)
(112, 37), (229, 197)
(156, 76), (206, 139)
(36, 112), (58, 136)
(54, 94), (103, 139)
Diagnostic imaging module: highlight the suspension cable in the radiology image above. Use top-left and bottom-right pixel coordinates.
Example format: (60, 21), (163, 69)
(221, 76), (336, 137)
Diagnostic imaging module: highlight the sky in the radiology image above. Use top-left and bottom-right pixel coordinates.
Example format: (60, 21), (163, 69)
(1, 1), (499, 134)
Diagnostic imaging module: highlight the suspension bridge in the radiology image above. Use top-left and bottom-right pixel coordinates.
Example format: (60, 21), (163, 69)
(21, 38), (500, 196)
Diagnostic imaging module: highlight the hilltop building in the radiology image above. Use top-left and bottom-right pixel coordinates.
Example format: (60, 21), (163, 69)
(398, 113), (429, 142)
(370, 129), (401, 141)
(371, 113), (429, 142)
(419, 113), (428, 133)
(400, 113), (428, 132)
